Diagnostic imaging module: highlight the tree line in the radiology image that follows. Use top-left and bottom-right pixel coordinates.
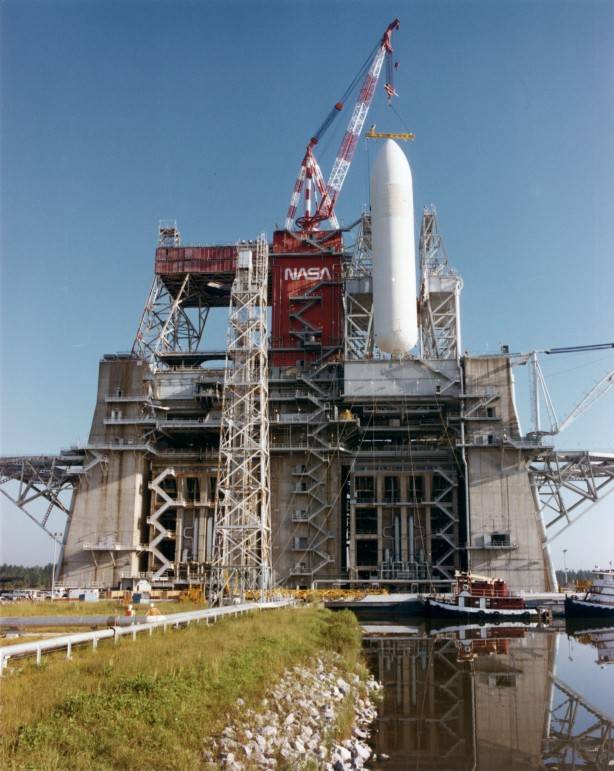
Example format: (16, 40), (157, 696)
(555, 568), (597, 585)
(0, 564), (53, 588)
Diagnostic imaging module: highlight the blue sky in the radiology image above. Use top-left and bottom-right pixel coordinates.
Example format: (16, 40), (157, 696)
(1, 0), (613, 569)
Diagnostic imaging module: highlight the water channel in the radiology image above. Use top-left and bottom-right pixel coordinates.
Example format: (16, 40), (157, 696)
(360, 620), (614, 770)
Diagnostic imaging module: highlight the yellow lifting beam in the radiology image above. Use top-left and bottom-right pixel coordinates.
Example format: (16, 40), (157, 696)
(366, 124), (415, 141)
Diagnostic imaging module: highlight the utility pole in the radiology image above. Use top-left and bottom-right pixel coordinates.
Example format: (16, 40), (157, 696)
(562, 548), (568, 588)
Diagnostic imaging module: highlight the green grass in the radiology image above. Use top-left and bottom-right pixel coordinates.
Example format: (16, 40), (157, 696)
(1, 607), (363, 770)
(1, 600), (205, 618)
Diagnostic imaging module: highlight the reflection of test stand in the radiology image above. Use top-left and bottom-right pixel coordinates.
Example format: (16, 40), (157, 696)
(544, 636), (614, 770)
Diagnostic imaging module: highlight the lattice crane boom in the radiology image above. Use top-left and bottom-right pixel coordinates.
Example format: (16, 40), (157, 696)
(558, 369), (614, 434)
(286, 18), (400, 232)
(511, 343), (614, 437)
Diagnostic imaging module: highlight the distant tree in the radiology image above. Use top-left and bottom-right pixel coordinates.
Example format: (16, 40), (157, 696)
(0, 564), (53, 589)
(555, 568), (595, 586)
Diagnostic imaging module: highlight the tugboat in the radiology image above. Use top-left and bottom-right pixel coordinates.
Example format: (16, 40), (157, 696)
(425, 571), (537, 622)
(565, 568), (614, 618)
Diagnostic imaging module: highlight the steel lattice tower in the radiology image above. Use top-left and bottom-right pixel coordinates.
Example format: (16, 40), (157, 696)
(210, 234), (271, 603)
(419, 207), (463, 361)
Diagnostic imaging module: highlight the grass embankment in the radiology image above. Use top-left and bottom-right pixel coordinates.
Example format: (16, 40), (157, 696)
(1, 600), (205, 618)
(1, 606), (362, 770)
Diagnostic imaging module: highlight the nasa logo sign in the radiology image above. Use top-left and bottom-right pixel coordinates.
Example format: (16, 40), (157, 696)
(284, 267), (332, 281)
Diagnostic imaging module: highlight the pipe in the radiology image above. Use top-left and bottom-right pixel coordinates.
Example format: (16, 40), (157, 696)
(1, 615), (152, 628)
(0, 600), (294, 672)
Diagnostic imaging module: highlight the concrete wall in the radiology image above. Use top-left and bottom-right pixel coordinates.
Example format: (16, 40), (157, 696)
(463, 355), (521, 439)
(60, 358), (149, 587)
(60, 451), (145, 587)
(464, 356), (550, 591)
(467, 448), (549, 591)
(474, 630), (555, 767)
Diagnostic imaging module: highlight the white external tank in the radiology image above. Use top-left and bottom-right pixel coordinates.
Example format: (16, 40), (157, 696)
(370, 139), (418, 353)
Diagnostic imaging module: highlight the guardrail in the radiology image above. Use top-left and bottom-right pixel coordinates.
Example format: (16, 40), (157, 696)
(0, 599), (293, 675)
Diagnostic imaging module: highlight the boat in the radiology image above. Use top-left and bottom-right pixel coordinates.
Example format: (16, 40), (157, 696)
(565, 568), (614, 619)
(425, 571), (538, 622)
(324, 592), (423, 618)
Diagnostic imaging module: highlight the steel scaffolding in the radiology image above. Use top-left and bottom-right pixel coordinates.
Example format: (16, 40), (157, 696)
(419, 207), (463, 361)
(210, 235), (272, 603)
(132, 223), (210, 371)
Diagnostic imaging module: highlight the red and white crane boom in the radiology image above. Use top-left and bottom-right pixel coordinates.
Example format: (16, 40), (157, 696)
(285, 19), (400, 232)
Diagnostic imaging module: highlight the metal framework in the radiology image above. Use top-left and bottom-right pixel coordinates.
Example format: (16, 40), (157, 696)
(132, 224), (209, 370)
(147, 468), (185, 580)
(0, 452), (87, 544)
(429, 470), (461, 583)
(543, 675), (614, 770)
(286, 19), (399, 230)
(558, 370), (614, 433)
(511, 346), (614, 439)
(529, 450), (614, 543)
(419, 207), (463, 361)
(210, 235), (271, 602)
(344, 214), (375, 360)
(288, 378), (336, 580)
(363, 634), (471, 765)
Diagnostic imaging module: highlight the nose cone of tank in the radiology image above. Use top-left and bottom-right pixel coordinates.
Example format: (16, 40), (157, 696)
(372, 139), (413, 190)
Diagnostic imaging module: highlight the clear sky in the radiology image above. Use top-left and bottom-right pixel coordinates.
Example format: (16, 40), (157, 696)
(1, 0), (613, 571)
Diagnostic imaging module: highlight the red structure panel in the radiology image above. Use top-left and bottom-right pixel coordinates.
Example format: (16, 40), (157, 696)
(155, 246), (237, 276)
(153, 233), (344, 364)
(270, 230), (344, 367)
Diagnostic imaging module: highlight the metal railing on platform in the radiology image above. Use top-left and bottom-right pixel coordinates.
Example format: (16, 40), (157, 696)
(0, 599), (293, 675)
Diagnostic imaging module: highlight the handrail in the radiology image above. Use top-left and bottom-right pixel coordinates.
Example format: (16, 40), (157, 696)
(0, 599), (293, 674)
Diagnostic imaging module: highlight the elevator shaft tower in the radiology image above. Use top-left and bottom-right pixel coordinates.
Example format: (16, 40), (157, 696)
(210, 235), (272, 603)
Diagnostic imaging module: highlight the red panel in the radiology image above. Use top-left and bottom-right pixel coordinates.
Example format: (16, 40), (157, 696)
(154, 233), (345, 368)
(155, 246), (237, 276)
(270, 230), (344, 367)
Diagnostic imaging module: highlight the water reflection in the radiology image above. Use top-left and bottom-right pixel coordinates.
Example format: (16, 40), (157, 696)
(565, 620), (614, 667)
(362, 622), (614, 770)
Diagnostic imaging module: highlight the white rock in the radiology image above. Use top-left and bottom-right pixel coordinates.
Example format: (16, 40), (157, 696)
(336, 745), (352, 762)
(336, 677), (350, 694)
(355, 743), (372, 761)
